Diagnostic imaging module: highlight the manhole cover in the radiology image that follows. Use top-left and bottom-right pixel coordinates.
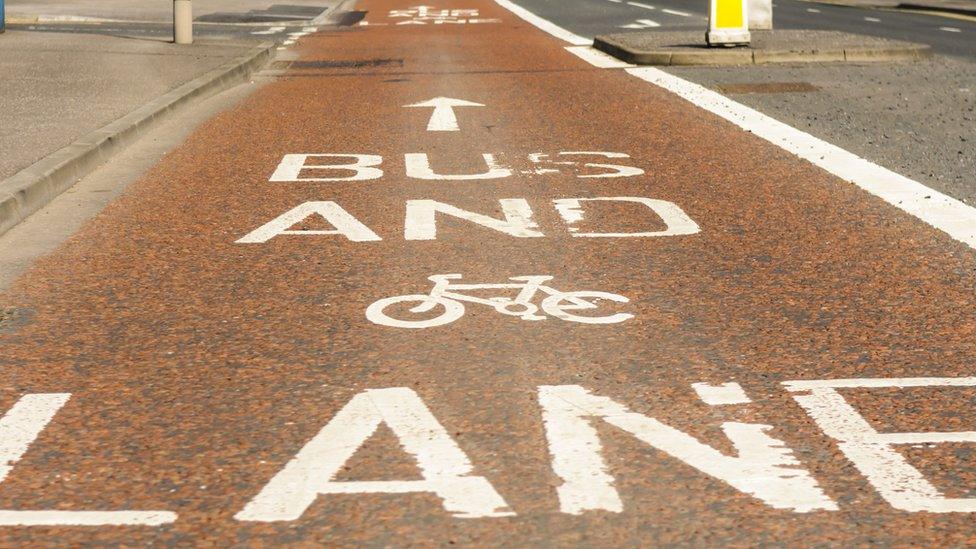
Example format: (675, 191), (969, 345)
(715, 82), (821, 94)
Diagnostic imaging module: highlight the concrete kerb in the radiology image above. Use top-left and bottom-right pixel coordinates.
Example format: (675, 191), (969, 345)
(0, 42), (276, 238)
(593, 34), (931, 66)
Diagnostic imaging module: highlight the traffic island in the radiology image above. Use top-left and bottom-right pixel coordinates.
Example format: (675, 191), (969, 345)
(593, 30), (931, 66)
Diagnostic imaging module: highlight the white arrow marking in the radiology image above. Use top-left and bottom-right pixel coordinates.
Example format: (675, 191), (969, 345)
(404, 97), (485, 132)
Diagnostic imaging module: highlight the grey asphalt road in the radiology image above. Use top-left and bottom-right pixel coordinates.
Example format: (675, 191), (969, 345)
(510, 0), (976, 57)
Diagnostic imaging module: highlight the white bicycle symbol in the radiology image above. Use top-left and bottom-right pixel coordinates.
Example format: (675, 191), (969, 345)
(366, 274), (634, 329)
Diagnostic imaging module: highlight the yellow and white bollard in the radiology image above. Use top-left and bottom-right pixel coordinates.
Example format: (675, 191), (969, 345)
(707, 0), (750, 46)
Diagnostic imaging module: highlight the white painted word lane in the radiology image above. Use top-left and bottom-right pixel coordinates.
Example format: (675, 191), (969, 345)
(4, 378), (976, 526)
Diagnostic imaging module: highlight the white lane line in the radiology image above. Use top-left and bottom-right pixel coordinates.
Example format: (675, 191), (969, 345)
(637, 18), (661, 26)
(661, 8), (692, 16)
(0, 511), (177, 527)
(608, 0), (623, 3)
(806, 8), (821, 12)
(565, 45), (635, 68)
(627, 1), (657, 9)
(627, 67), (976, 249)
(493, 0), (976, 250)
(864, 16), (881, 22)
(940, 26), (961, 32)
(494, 0), (591, 45)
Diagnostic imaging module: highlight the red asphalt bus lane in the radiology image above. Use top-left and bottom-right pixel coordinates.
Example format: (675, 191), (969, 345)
(0, 0), (974, 544)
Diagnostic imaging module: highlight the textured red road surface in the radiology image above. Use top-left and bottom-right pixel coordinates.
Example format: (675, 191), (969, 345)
(1, 0), (975, 545)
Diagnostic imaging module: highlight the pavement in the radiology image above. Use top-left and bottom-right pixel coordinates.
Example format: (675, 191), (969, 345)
(1, 0), (976, 545)
(0, 31), (260, 181)
(594, 29), (930, 65)
(0, 0), (357, 236)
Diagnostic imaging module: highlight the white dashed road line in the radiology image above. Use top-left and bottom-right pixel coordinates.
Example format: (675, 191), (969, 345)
(661, 8), (692, 16)
(864, 16), (881, 22)
(940, 26), (962, 32)
(626, 1), (657, 9)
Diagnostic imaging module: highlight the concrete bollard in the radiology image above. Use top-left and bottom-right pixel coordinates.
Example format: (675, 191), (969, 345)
(749, 0), (773, 30)
(174, 0), (193, 44)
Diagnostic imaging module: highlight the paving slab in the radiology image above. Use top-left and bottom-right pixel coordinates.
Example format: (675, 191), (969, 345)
(594, 29), (931, 65)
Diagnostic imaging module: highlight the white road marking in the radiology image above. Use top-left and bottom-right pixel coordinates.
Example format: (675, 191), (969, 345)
(621, 18), (660, 28)
(0, 394), (177, 526)
(564, 46), (635, 68)
(940, 26), (961, 32)
(404, 96), (485, 131)
(493, 0), (591, 45)
(806, 8), (821, 12)
(553, 197), (700, 237)
(627, 1), (657, 9)
(236, 202), (383, 243)
(367, 274), (633, 328)
(864, 16), (881, 22)
(251, 26), (285, 35)
(662, 8), (692, 16)
(270, 153), (384, 182)
(404, 199), (542, 239)
(539, 385), (837, 514)
(609, 0), (623, 3)
(0, 511), (176, 527)
(235, 388), (514, 521)
(627, 68), (976, 250)
(404, 152), (512, 179)
(493, 0), (976, 249)
(0, 394), (71, 483)
(692, 382), (752, 405)
(785, 377), (976, 512)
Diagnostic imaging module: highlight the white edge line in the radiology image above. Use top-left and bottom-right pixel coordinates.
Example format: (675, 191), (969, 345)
(626, 67), (976, 249)
(493, 0), (976, 250)
(565, 46), (635, 68)
(493, 0), (591, 45)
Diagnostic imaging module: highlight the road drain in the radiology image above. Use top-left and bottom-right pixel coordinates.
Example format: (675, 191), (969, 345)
(272, 58), (404, 70)
(716, 82), (820, 94)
